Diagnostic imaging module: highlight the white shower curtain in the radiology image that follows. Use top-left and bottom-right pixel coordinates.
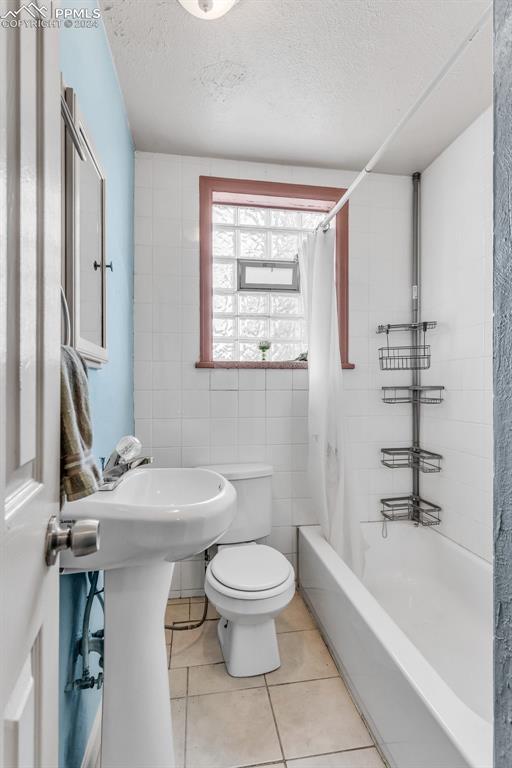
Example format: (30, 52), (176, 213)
(301, 230), (363, 576)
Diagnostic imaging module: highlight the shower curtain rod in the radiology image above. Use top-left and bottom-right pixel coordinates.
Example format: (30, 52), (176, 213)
(317, 3), (492, 232)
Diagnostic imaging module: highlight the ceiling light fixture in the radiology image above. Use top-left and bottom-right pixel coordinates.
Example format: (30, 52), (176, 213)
(177, 0), (239, 21)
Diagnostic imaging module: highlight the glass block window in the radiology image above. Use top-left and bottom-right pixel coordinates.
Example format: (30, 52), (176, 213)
(212, 205), (326, 362)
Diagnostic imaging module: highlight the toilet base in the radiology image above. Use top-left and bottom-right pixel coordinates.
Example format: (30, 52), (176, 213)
(218, 616), (281, 677)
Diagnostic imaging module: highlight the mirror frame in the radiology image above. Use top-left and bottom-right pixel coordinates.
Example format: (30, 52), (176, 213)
(63, 85), (108, 366)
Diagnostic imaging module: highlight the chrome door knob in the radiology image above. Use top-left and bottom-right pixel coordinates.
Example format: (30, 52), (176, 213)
(45, 516), (100, 566)
(70, 519), (101, 558)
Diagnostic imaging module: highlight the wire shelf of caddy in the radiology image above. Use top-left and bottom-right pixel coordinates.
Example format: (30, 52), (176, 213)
(376, 322), (437, 334)
(380, 495), (441, 526)
(378, 345), (431, 371)
(381, 385), (445, 404)
(380, 447), (442, 473)
(377, 321), (436, 371)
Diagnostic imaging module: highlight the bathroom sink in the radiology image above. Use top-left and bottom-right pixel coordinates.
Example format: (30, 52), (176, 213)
(60, 466), (237, 570)
(59, 467), (237, 768)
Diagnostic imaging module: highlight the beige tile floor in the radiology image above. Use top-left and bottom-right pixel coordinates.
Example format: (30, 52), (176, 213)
(166, 592), (386, 768)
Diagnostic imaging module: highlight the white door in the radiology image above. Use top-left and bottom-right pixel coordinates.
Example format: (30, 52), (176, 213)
(0, 4), (61, 767)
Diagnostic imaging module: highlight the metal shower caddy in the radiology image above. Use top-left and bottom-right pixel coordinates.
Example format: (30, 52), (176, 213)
(377, 322), (435, 371)
(311, 8), (490, 524)
(378, 173), (443, 527)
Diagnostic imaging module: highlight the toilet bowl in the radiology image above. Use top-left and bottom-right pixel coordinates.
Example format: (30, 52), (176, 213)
(199, 464), (295, 677)
(205, 542), (295, 676)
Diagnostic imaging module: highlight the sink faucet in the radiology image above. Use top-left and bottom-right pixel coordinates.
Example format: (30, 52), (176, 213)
(100, 436), (154, 491)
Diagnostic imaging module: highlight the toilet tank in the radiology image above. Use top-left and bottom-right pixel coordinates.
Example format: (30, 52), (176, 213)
(200, 463), (273, 544)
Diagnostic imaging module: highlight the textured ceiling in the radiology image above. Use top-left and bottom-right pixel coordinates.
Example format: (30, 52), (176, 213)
(100, 0), (492, 174)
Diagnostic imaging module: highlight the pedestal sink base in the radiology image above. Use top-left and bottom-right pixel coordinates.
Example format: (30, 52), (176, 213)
(101, 562), (175, 768)
(59, 466), (237, 766)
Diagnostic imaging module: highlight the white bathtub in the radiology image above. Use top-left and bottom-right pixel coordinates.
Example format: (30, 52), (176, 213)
(299, 523), (492, 768)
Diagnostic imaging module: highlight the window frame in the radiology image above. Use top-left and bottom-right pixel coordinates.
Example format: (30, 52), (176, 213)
(197, 176), (354, 369)
(237, 259), (301, 293)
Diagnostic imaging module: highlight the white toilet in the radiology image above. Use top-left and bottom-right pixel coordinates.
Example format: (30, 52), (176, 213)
(201, 463), (295, 677)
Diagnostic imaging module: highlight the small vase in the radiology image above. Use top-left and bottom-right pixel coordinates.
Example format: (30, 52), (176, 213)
(259, 342), (271, 362)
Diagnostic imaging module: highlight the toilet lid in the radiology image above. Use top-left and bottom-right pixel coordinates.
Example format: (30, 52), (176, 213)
(211, 545), (291, 592)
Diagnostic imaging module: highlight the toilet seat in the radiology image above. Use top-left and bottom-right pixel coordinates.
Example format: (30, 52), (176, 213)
(206, 545), (294, 601)
(206, 567), (294, 601)
(211, 544), (290, 592)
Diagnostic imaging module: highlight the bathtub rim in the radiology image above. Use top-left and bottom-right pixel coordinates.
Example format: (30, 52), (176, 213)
(298, 524), (492, 768)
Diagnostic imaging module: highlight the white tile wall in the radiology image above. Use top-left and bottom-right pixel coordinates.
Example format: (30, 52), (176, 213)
(134, 151), (413, 595)
(421, 108), (493, 563)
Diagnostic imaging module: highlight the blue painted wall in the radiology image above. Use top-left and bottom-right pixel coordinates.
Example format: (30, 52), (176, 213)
(60, 2), (134, 765)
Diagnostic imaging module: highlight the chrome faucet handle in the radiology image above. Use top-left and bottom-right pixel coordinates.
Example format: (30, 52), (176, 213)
(104, 435), (142, 473)
(117, 435), (142, 463)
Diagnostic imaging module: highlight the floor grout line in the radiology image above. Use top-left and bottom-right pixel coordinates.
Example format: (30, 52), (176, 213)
(282, 744), (383, 766)
(181, 673), (342, 700)
(301, 745), (380, 757)
(265, 674), (340, 689)
(185, 683), (266, 698)
(182, 700), (188, 768)
(236, 744), (383, 768)
(183, 667), (190, 768)
(264, 674), (286, 765)
(239, 761), (285, 768)
(212, 743), (383, 768)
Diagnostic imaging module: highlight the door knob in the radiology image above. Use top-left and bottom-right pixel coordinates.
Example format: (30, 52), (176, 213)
(45, 516), (100, 566)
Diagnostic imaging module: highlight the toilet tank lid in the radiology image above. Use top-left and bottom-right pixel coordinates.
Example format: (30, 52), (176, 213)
(199, 463), (273, 480)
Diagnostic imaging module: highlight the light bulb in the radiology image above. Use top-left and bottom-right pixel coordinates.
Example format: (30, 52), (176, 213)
(177, 0), (239, 21)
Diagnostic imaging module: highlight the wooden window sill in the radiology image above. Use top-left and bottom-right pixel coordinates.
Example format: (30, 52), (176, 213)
(195, 361), (356, 370)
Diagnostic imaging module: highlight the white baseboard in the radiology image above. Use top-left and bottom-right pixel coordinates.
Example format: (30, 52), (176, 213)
(80, 704), (102, 768)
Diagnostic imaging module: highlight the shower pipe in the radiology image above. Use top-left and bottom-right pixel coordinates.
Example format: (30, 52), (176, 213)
(411, 172), (421, 504)
(317, 3), (492, 233)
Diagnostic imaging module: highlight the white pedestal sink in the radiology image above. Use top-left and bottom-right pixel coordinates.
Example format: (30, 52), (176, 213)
(60, 468), (236, 768)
